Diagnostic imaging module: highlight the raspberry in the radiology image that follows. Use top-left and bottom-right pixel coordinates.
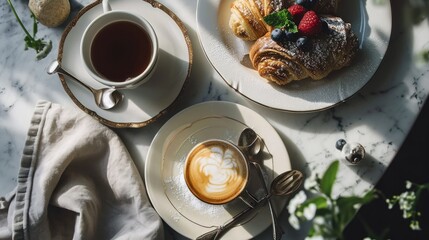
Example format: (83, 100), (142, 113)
(288, 4), (307, 24)
(298, 11), (322, 36)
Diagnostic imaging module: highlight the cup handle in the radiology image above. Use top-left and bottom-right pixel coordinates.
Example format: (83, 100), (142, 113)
(102, 0), (111, 12)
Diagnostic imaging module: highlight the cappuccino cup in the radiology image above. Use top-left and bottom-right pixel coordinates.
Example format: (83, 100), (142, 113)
(81, 0), (158, 89)
(184, 139), (249, 205)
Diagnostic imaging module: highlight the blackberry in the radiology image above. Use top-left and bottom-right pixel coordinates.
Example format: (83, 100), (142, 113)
(321, 20), (330, 34)
(296, 0), (319, 9)
(284, 30), (299, 42)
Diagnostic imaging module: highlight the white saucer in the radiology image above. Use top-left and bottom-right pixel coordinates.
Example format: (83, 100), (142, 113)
(58, 0), (192, 128)
(197, 0), (391, 112)
(145, 101), (292, 239)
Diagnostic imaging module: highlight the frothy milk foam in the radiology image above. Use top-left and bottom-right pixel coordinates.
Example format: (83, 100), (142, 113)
(185, 140), (248, 204)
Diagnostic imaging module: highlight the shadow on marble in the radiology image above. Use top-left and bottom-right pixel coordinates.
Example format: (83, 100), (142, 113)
(65, 0), (85, 26)
(345, 96), (429, 239)
(345, 153), (388, 185)
(275, 130), (308, 175)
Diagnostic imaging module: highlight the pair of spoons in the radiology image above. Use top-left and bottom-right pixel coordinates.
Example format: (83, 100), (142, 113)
(47, 60), (123, 110)
(196, 128), (304, 240)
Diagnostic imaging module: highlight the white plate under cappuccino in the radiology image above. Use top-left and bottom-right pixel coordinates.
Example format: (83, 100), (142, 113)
(145, 101), (292, 239)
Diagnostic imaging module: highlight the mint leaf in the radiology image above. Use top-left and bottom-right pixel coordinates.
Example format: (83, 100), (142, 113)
(285, 20), (298, 33)
(263, 9), (290, 28)
(263, 9), (298, 33)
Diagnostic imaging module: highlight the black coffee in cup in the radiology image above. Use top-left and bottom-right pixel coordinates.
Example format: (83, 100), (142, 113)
(90, 21), (152, 82)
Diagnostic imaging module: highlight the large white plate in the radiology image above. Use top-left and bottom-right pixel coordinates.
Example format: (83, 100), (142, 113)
(58, 0), (192, 128)
(196, 0), (391, 112)
(145, 101), (292, 239)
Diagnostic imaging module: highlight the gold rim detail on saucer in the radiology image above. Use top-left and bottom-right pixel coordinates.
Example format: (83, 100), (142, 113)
(58, 0), (193, 128)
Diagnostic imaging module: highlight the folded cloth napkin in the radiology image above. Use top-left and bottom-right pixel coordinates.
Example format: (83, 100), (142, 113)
(0, 101), (164, 240)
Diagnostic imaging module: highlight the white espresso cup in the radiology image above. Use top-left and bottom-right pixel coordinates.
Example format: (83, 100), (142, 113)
(81, 0), (158, 89)
(184, 139), (249, 205)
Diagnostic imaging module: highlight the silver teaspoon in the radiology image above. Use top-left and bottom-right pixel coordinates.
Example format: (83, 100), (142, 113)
(47, 60), (123, 110)
(196, 170), (304, 240)
(238, 128), (283, 240)
(238, 128), (263, 156)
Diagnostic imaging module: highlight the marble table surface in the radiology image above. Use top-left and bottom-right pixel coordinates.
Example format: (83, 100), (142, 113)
(1, 0), (428, 239)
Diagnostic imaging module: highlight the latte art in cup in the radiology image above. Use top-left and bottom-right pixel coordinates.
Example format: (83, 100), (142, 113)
(184, 140), (248, 205)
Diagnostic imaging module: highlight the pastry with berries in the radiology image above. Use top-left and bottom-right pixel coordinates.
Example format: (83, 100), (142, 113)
(229, 0), (341, 41)
(249, 9), (358, 85)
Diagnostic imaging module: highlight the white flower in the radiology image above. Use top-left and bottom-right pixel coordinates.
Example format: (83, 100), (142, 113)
(398, 191), (415, 212)
(353, 203), (362, 210)
(405, 180), (413, 189)
(410, 220), (421, 231)
(313, 216), (325, 225)
(288, 214), (300, 230)
(304, 236), (324, 240)
(288, 190), (307, 214)
(303, 203), (317, 220)
(386, 198), (396, 209)
(304, 174), (318, 191)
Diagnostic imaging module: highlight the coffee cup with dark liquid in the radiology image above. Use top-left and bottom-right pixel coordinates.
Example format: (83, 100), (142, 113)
(184, 139), (249, 205)
(81, 0), (158, 89)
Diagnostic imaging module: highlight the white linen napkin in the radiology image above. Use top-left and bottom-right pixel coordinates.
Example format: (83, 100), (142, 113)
(0, 101), (164, 240)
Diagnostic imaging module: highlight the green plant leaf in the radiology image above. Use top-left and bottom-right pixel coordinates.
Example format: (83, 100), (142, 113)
(297, 196), (329, 214)
(32, 13), (38, 37)
(336, 190), (377, 229)
(337, 190), (376, 208)
(320, 160), (339, 197)
(6, 0), (51, 59)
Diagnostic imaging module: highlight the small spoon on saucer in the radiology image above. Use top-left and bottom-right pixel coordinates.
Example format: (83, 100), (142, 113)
(196, 170), (304, 240)
(47, 60), (123, 110)
(238, 128), (283, 240)
(238, 128), (264, 156)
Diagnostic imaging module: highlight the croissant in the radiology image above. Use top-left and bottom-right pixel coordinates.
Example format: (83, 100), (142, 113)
(249, 16), (358, 85)
(229, 0), (341, 41)
(229, 0), (291, 40)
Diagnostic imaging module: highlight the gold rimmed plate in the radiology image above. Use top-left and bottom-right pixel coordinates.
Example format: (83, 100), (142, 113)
(196, 0), (391, 112)
(58, 0), (192, 128)
(145, 101), (292, 239)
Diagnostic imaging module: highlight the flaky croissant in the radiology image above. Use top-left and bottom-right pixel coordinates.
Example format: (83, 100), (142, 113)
(249, 16), (358, 85)
(229, 0), (291, 41)
(229, 0), (341, 41)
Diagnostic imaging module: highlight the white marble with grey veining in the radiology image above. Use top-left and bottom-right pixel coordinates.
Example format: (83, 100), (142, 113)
(1, 0), (429, 239)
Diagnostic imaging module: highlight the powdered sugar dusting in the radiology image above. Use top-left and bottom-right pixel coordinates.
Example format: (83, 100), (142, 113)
(250, 15), (359, 85)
